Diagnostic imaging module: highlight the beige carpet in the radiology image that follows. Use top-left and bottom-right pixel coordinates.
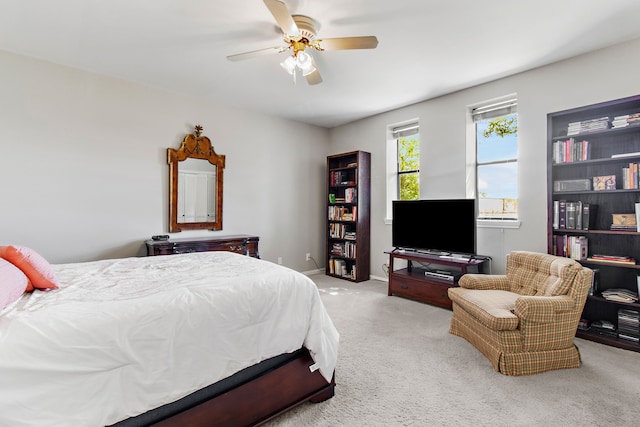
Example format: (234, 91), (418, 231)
(267, 274), (640, 427)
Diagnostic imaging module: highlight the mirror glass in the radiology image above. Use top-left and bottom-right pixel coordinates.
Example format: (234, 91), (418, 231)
(177, 158), (217, 224)
(168, 126), (225, 232)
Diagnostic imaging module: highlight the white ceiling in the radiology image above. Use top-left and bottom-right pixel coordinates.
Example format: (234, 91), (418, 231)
(2, 0), (640, 128)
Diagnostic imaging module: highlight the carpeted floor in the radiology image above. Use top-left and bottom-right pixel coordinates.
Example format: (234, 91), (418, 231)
(266, 274), (640, 426)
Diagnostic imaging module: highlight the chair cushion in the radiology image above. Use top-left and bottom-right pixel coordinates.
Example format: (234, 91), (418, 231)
(506, 251), (581, 296)
(448, 287), (520, 331)
(543, 257), (582, 296)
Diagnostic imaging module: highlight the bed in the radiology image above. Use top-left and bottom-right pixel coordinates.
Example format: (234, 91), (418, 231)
(0, 248), (339, 426)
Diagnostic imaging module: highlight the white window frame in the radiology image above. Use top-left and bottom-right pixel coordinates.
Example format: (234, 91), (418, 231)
(466, 96), (521, 229)
(386, 119), (419, 224)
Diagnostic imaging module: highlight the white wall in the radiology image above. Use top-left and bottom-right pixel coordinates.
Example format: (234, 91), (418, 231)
(3, 38), (640, 274)
(329, 37), (640, 277)
(0, 50), (329, 269)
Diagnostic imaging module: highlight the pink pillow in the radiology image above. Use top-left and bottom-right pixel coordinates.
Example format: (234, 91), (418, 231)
(0, 245), (59, 291)
(0, 258), (30, 309)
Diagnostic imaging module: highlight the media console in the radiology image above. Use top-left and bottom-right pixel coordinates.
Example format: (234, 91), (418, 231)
(386, 249), (488, 309)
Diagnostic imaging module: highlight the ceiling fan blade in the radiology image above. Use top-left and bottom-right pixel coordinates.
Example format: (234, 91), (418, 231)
(263, 0), (299, 36)
(319, 36), (378, 50)
(304, 60), (322, 85)
(226, 46), (285, 62)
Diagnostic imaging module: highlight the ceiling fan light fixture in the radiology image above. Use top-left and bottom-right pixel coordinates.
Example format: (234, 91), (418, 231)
(296, 51), (312, 68)
(300, 59), (316, 76)
(280, 55), (296, 75)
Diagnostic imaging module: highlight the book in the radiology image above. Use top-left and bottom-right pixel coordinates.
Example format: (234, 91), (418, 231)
(593, 175), (616, 191)
(601, 289), (638, 303)
(558, 200), (567, 229)
(582, 203), (596, 230)
(611, 213), (636, 230)
(566, 202), (576, 229)
(589, 269), (600, 296)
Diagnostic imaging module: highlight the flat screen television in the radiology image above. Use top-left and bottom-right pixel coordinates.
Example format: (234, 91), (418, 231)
(392, 199), (476, 256)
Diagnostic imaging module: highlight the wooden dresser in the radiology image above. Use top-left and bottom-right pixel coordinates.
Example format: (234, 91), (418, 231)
(145, 235), (260, 258)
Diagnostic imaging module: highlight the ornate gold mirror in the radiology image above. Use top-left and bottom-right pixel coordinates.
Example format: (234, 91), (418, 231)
(168, 125), (225, 232)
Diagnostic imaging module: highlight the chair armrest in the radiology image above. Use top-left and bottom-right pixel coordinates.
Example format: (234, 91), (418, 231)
(514, 295), (575, 323)
(458, 274), (510, 291)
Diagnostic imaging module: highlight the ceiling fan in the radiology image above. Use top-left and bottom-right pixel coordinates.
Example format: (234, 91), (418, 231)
(226, 0), (379, 85)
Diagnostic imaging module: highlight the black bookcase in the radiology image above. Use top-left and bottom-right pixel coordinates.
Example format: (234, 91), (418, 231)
(326, 151), (371, 282)
(547, 94), (640, 352)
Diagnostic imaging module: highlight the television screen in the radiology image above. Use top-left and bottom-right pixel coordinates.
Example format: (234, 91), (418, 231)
(392, 199), (476, 255)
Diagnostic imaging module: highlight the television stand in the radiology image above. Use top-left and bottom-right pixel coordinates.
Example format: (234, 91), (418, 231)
(385, 250), (488, 309)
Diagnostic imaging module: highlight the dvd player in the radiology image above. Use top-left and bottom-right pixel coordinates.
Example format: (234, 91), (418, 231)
(424, 270), (458, 281)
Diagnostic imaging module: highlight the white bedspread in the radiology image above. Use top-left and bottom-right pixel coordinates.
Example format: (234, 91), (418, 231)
(0, 252), (339, 426)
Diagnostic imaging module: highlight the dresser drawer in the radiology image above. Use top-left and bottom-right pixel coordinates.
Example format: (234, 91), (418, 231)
(146, 235), (260, 258)
(389, 275), (454, 309)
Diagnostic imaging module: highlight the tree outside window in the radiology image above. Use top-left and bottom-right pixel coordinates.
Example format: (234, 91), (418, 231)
(398, 135), (420, 200)
(476, 113), (518, 220)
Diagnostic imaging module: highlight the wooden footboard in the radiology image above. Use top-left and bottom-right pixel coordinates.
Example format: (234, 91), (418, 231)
(151, 349), (335, 427)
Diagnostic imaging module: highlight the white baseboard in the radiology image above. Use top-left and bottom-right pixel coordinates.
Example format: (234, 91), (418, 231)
(303, 269), (388, 283)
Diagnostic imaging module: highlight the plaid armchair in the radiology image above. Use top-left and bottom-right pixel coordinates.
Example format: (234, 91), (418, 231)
(448, 251), (593, 376)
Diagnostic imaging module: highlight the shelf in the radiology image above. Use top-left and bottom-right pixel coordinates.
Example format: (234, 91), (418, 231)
(576, 329), (640, 352)
(586, 294), (640, 308)
(553, 189), (640, 195)
(552, 124), (640, 142)
(553, 154), (640, 167)
(580, 260), (640, 269)
(553, 229), (640, 236)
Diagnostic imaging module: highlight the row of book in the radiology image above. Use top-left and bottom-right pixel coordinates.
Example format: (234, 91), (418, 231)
(618, 309), (639, 343)
(328, 223), (356, 240)
(563, 112), (640, 136)
(612, 112), (640, 129)
(621, 162), (640, 189)
(329, 170), (355, 187)
(551, 138), (591, 164)
(552, 235), (588, 260)
(552, 200), (596, 230)
(327, 258), (355, 279)
(567, 116), (610, 135)
(330, 241), (357, 258)
(328, 206), (357, 221)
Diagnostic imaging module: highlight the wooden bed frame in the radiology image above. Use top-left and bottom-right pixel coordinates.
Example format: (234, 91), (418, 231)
(127, 348), (335, 427)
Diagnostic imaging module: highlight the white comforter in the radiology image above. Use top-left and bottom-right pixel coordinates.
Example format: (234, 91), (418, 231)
(0, 251), (339, 426)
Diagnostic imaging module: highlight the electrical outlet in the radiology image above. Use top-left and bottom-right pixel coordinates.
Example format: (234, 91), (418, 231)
(306, 253), (311, 261)
(277, 257), (282, 265)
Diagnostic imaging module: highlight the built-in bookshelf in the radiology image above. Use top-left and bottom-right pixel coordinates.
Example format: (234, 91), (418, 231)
(326, 151), (370, 282)
(547, 94), (640, 352)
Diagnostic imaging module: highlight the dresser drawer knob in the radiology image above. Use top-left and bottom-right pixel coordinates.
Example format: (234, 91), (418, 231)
(401, 284), (408, 289)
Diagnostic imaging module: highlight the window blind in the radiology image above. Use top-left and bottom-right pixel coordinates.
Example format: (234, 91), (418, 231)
(472, 99), (517, 122)
(392, 122), (419, 138)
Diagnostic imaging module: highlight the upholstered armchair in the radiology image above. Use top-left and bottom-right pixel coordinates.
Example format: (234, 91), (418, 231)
(448, 251), (593, 376)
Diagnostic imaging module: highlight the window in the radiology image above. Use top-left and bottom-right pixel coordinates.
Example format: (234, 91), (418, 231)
(397, 131), (420, 201)
(472, 99), (518, 221)
(386, 121), (420, 222)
